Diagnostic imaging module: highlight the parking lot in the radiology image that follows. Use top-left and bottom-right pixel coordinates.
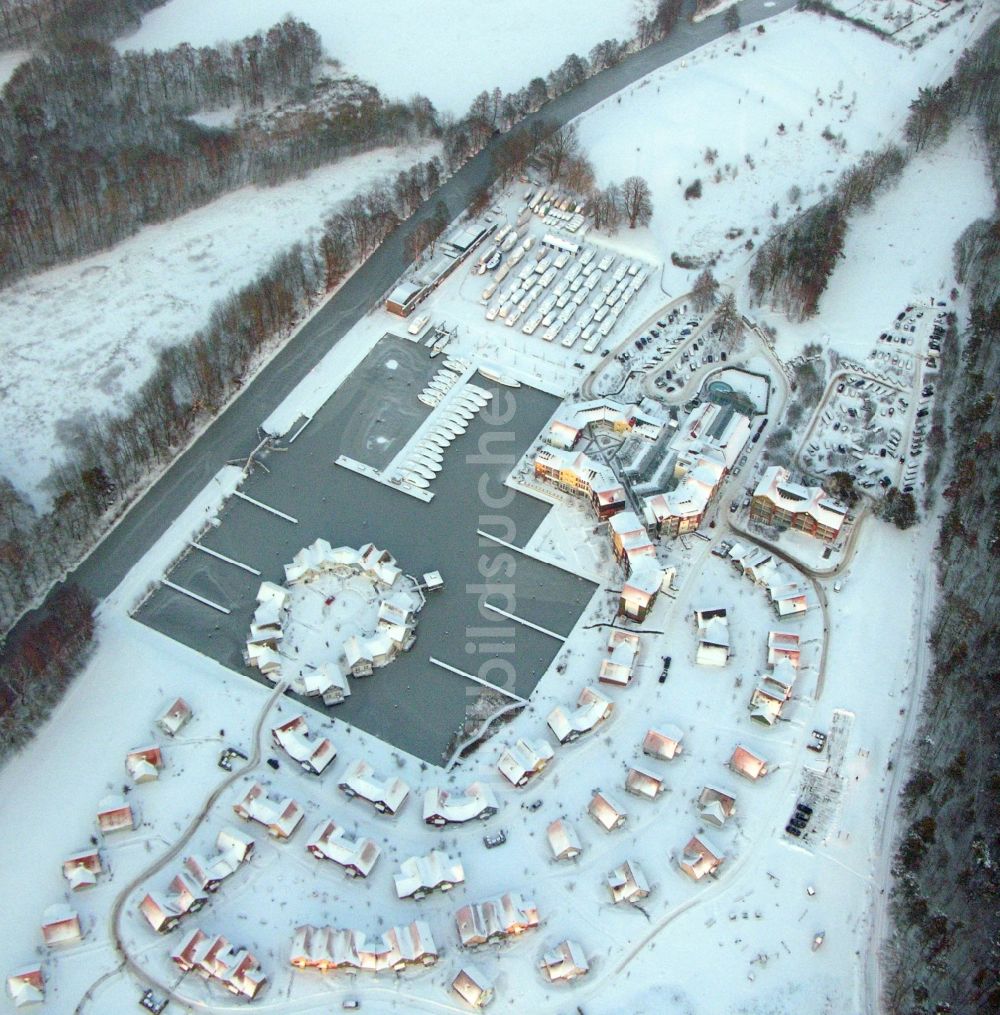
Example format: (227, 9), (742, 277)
(801, 302), (944, 495)
(137, 336), (597, 765)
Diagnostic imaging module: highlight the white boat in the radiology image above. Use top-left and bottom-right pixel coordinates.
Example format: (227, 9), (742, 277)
(424, 432), (451, 448)
(415, 444), (444, 462)
(410, 454), (442, 473)
(406, 462), (436, 481)
(400, 472), (430, 489)
(477, 366), (521, 388)
(407, 314), (430, 336)
(417, 392), (441, 408)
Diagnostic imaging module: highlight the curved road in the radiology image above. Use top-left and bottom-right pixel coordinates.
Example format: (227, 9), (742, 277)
(97, 680), (288, 1013)
(11, 0), (799, 622)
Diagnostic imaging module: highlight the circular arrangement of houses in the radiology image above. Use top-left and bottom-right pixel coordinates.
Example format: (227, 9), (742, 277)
(245, 541), (423, 703)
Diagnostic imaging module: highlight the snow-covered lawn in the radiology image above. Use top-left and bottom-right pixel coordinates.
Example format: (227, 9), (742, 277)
(575, 6), (988, 295)
(118, 0), (644, 114)
(0, 141), (438, 506)
(757, 122), (993, 361)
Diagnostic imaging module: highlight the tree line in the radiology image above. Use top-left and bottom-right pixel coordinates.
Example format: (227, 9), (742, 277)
(747, 146), (905, 320)
(0, 583), (95, 763)
(0, 0), (166, 46)
(0, 156), (443, 634)
(0, 18), (435, 285)
(882, 17), (1000, 1014)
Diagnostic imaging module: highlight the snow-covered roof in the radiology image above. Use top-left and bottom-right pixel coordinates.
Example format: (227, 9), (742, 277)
(539, 939), (590, 981)
(307, 819), (381, 877)
(271, 715), (337, 775)
(6, 967), (44, 1008)
(451, 964), (494, 1007)
(679, 834), (726, 880)
(423, 782), (498, 825)
(697, 786), (737, 826)
(547, 818), (582, 861)
(454, 893), (540, 947)
(642, 725), (684, 760)
(588, 791), (627, 831)
(497, 738), (555, 787)
(156, 696), (192, 736)
(171, 927), (268, 998)
(753, 466), (848, 533)
(547, 686), (613, 744)
(625, 765), (664, 799)
(232, 784), (303, 838)
(394, 850), (465, 899)
(291, 921), (438, 973)
(339, 760), (410, 815)
(607, 859), (651, 904)
(730, 745), (768, 780)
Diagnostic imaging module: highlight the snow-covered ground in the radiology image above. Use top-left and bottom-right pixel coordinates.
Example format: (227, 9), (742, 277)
(575, 5), (989, 295)
(0, 7), (984, 1014)
(758, 122), (993, 361)
(0, 48), (28, 87)
(118, 0), (645, 114)
(0, 141), (438, 506)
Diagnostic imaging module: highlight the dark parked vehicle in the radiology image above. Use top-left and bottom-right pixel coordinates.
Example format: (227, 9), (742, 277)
(786, 825), (802, 837)
(484, 829), (507, 849)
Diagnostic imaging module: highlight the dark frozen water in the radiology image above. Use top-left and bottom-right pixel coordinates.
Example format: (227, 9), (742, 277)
(137, 336), (596, 765)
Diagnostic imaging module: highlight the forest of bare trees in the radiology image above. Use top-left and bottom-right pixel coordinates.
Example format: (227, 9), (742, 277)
(0, 18), (439, 284)
(882, 17), (1000, 1015)
(0, 0), (167, 46)
(0, 0), (701, 742)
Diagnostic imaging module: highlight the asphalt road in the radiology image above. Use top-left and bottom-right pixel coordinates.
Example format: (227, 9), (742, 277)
(46, 0), (796, 610)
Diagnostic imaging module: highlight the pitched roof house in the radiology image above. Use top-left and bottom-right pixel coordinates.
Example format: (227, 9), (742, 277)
(184, 827), (255, 893)
(171, 927), (268, 999)
(539, 939), (590, 982)
(695, 606), (730, 667)
(96, 795), (136, 835)
(546, 819), (583, 862)
(306, 819), (381, 879)
(126, 744), (165, 783)
(679, 834), (726, 881)
(270, 715), (336, 775)
(642, 725), (684, 760)
(232, 784), (303, 839)
(394, 850), (465, 900)
(625, 765), (665, 800)
(40, 904), (81, 946)
(157, 697), (192, 737)
(588, 791), (627, 831)
(451, 965), (495, 1008)
(62, 848), (102, 891)
(698, 786), (737, 827)
(6, 966), (44, 1008)
(547, 686), (613, 744)
(289, 922), (438, 973)
(338, 760), (410, 815)
(607, 859), (651, 904)
(497, 738), (555, 787)
(422, 783), (498, 826)
(454, 893), (540, 948)
(729, 745), (769, 781)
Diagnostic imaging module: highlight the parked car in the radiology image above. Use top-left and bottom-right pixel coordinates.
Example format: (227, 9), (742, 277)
(484, 829), (507, 849)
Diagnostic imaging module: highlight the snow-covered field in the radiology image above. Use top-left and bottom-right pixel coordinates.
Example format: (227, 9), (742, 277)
(0, 6), (989, 1013)
(119, 0), (645, 114)
(758, 122), (993, 361)
(575, 5), (989, 295)
(0, 141), (438, 506)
